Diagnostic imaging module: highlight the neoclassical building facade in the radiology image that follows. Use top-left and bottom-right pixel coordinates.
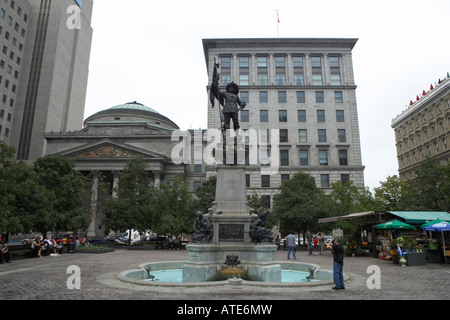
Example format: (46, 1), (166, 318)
(44, 101), (196, 236)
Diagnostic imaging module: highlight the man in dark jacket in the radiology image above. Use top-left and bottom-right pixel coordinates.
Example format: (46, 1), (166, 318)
(327, 237), (345, 290)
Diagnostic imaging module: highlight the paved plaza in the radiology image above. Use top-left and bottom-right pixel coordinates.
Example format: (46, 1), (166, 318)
(1, 247), (449, 301)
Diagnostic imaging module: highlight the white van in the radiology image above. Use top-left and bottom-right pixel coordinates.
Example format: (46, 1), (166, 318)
(115, 229), (141, 244)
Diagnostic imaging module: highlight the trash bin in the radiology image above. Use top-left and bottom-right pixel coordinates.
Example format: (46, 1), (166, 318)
(68, 237), (76, 253)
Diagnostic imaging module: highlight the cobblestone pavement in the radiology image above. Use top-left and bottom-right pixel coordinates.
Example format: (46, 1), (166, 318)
(1, 248), (449, 301)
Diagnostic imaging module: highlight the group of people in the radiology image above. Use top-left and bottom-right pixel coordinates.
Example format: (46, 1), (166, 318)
(285, 231), (345, 291)
(31, 235), (64, 258)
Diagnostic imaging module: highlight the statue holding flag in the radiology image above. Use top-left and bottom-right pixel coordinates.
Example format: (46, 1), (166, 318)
(210, 60), (246, 132)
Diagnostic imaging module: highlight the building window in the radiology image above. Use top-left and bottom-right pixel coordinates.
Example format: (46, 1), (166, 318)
(194, 163), (202, 173)
(241, 110), (249, 122)
(329, 56), (341, 85)
(311, 56), (322, 85)
(296, 91), (305, 103)
(339, 150), (348, 166)
(220, 56), (231, 85)
(260, 110), (268, 122)
(338, 129), (346, 143)
(341, 174), (350, 184)
(278, 91), (287, 103)
(320, 174), (330, 187)
(275, 56), (286, 85)
(239, 56), (249, 86)
(259, 91), (268, 103)
(315, 91), (324, 103)
(336, 110), (345, 122)
(334, 91), (343, 103)
(246, 174), (250, 188)
(317, 110), (325, 122)
(280, 150), (289, 166)
(293, 56), (304, 85)
(194, 181), (202, 190)
(279, 110), (287, 122)
(299, 129), (307, 143)
(280, 129), (288, 142)
(319, 150), (328, 166)
(257, 56), (268, 85)
(298, 110), (306, 122)
(261, 175), (270, 188)
(240, 91), (249, 103)
(318, 129), (327, 142)
(299, 150), (309, 166)
(281, 174), (290, 183)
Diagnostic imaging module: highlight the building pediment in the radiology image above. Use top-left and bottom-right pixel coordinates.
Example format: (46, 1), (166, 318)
(58, 139), (167, 161)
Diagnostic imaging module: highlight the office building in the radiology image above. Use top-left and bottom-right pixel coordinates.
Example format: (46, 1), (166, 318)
(202, 38), (366, 205)
(391, 75), (450, 180)
(1, 0), (93, 161)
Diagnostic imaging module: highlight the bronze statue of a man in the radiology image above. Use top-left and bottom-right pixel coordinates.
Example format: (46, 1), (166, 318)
(210, 61), (246, 131)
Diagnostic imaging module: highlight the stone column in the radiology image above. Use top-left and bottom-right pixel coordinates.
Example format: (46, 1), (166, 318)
(112, 170), (119, 198)
(154, 171), (161, 188)
(87, 170), (99, 237)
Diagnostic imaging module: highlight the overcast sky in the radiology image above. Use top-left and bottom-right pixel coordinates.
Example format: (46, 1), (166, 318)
(83, 0), (450, 191)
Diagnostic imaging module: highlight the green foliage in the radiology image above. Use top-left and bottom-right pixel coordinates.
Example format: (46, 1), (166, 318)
(151, 175), (195, 235)
(272, 172), (333, 236)
(194, 175), (216, 213)
(104, 156), (154, 235)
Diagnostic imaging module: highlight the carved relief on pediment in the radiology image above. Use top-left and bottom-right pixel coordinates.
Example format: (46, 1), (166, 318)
(73, 146), (136, 158)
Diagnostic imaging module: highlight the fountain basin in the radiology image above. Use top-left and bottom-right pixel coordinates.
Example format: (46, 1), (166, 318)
(117, 261), (342, 288)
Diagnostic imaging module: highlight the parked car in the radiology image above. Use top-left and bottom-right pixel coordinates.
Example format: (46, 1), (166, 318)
(22, 235), (40, 245)
(55, 234), (84, 245)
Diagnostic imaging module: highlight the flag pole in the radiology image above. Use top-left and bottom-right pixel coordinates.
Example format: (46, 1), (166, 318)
(276, 10), (280, 38)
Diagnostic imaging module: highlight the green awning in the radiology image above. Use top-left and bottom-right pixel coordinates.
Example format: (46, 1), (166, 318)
(376, 220), (416, 230)
(388, 211), (450, 224)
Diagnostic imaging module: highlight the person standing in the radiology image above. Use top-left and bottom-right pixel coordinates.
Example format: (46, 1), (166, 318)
(286, 233), (296, 260)
(318, 233), (324, 255)
(327, 238), (345, 290)
(0, 241), (11, 263)
(306, 231), (313, 255)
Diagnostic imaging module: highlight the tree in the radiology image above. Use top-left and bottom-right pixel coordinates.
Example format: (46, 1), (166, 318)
(151, 175), (195, 236)
(373, 175), (406, 211)
(272, 172), (332, 242)
(33, 155), (90, 235)
(104, 157), (154, 243)
(404, 157), (450, 211)
(194, 175), (216, 213)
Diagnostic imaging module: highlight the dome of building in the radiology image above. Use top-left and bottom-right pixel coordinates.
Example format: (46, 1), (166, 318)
(83, 101), (179, 130)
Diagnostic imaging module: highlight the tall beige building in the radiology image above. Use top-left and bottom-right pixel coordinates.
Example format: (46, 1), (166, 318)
(202, 38), (366, 204)
(391, 75), (450, 180)
(1, 0), (93, 161)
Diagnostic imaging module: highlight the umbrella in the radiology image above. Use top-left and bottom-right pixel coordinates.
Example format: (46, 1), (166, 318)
(421, 219), (450, 263)
(376, 220), (416, 230)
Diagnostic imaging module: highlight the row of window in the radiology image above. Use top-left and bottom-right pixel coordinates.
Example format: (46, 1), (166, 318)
(240, 91), (344, 104)
(192, 148), (350, 168)
(220, 55), (342, 86)
(193, 172), (351, 191)
(241, 128), (348, 144)
(1, 0), (28, 22)
(240, 109), (346, 123)
(399, 138), (448, 167)
(396, 98), (449, 139)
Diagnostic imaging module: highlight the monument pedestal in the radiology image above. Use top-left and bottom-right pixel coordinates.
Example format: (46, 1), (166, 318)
(183, 165), (281, 283)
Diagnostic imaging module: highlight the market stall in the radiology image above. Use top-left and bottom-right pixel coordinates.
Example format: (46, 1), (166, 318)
(375, 220), (430, 266)
(421, 220), (450, 264)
